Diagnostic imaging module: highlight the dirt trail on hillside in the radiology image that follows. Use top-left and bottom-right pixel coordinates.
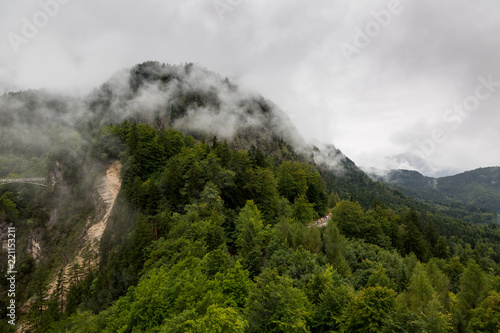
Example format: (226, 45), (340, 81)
(312, 213), (332, 228)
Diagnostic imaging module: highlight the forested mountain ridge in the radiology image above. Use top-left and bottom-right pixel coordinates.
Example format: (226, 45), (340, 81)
(369, 167), (500, 223)
(0, 62), (499, 332)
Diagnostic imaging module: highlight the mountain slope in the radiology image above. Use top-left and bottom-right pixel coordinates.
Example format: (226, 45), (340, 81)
(370, 167), (500, 223)
(84, 62), (442, 213)
(1, 62), (500, 332)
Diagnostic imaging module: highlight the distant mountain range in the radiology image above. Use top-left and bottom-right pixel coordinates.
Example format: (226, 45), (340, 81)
(368, 167), (500, 223)
(380, 153), (461, 178)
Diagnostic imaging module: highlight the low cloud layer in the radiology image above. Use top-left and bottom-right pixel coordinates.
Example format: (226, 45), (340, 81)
(1, 63), (318, 174)
(1, 0), (499, 176)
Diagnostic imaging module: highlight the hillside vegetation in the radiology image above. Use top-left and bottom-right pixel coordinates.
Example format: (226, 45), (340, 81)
(1, 62), (499, 332)
(372, 168), (500, 224)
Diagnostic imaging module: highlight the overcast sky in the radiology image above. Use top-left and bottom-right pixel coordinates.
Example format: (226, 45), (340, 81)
(1, 0), (499, 176)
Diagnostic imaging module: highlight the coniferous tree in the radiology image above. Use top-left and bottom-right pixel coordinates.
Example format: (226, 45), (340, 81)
(291, 194), (315, 224)
(236, 201), (266, 276)
(424, 221), (439, 255)
(458, 259), (489, 320)
(402, 208), (429, 261)
(323, 221), (351, 276)
(434, 236), (451, 259)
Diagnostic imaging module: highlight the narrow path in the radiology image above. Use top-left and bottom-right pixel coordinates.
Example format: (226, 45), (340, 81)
(312, 213), (332, 228)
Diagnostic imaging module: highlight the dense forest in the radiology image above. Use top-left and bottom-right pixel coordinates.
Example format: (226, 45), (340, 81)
(1, 62), (500, 332)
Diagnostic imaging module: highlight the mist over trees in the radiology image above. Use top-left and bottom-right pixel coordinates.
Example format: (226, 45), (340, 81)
(0, 62), (499, 332)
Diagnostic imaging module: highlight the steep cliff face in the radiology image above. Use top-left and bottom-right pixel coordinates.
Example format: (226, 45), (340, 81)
(1, 158), (122, 333)
(89, 161), (121, 243)
(45, 161), (121, 309)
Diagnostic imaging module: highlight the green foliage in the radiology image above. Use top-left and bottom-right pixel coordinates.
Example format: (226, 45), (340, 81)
(249, 167), (280, 223)
(331, 200), (366, 239)
(0, 192), (18, 222)
(291, 194), (315, 224)
(469, 291), (500, 332)
(183, 305), (248, 333)
(323, 221), (351, 276)
(235, 201), (264, 255)
(98, 256), (228, 332)
(378, 167), (500, 223)
(215, 260), (251, 308)
(303, 226), (322, 254)
(235, 201), (268, 276)
(366, 266), (395, 289)
(402, 208), (430, 261)
(277, 161), (327, 216)
(458, 259), (490, 317)
(396, 262), (452, 331)
(435, 236), (451, 259)
(245, 268), (312, 333)
(306, 267), (354, 332)
(340, 286), (397, 332)
(2, 65), (500, 333)
(277, 161), (308, 202)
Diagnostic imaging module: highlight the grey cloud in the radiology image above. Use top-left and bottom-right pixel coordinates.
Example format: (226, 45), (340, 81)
(1, 0), (499, 176)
